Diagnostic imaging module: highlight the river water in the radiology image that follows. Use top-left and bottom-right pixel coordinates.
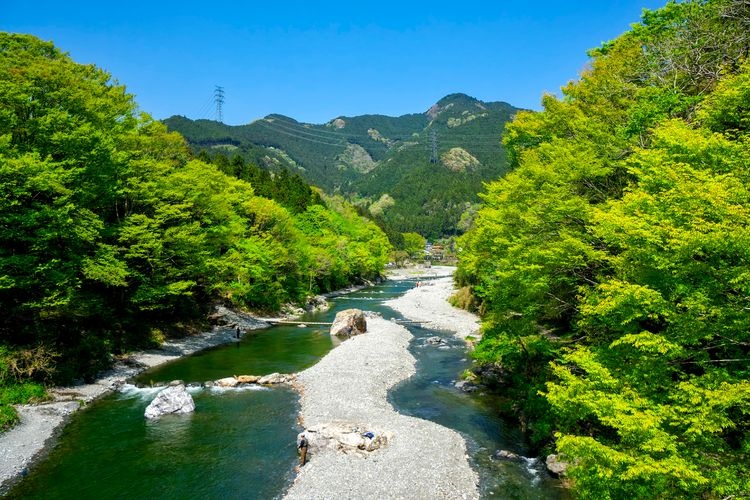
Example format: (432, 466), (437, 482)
(10, 278), (562, 499)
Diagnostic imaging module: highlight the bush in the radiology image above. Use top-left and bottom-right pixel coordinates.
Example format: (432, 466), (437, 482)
(0, 382), (49, 432)
(0, 404), (19, 432)
(448, 286), (478, 312)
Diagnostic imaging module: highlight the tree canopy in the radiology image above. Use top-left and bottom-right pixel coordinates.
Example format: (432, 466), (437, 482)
(0, 33), (390, 385)
(457, 1), (750, 497)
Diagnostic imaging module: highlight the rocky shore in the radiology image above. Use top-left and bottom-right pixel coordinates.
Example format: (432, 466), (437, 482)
(0, 308), (270, 494)
(285, 266), (483, 499)
(1, 265), (476, 496)
(385, 272), (481, 340)
(285, 315), (480, 499)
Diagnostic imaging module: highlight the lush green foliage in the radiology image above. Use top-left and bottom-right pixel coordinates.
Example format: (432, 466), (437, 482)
(0, 33), (390, 385)
(0, 346), (51, 430)
(458, 1), (750, 497)
(165, 94), (519, 239)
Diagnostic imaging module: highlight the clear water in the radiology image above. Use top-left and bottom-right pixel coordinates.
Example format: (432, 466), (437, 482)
(10, 278), (562, 499)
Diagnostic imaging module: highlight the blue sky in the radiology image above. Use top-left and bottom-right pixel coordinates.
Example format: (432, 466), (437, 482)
(3, 1), (666, 125)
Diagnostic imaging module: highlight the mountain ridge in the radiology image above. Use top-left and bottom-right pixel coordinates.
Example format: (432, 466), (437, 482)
(164, 93), (521, 238)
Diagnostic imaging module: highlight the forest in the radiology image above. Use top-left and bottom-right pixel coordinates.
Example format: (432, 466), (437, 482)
(457, 0), (750, 497)
(0, 34), (390, 427)
(165, 94), (519, 240)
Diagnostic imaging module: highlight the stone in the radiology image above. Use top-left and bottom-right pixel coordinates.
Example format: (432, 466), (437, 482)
(216, 377), (238, 387)
(546, 454), (569, 476)
(144, 384), (195, 419)
(494, 449), (520, 460)
(298, 422), (392, 458)
(455, 380), (478, 393)
(305, 295), (330, 313)
(209, 305), (269, 331)
(330, 309), (367, 337)
(236, 375), (260, 384)
(258, 372), (292, 385)
(425, 336), (447, 346)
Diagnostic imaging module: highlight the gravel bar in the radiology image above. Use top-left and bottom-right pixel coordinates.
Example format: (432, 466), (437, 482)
(284, 314), (479, 500)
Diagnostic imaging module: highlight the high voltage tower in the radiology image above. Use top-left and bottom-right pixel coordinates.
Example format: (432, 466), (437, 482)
(214, 85), (225, 123)
(430, 129), (438, 163)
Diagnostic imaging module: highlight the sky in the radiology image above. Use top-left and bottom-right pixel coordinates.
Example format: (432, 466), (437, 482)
(3, 1), (667, 125)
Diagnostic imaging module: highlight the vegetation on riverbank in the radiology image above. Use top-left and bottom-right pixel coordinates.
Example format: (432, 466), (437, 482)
(0, 30), (391, 427)
(457, 0), (750, 497)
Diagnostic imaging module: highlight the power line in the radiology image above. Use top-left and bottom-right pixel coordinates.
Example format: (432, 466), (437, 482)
(260, 118), (349, 143)
(255, 120), (350, 148)
(214, 85), (225, 123)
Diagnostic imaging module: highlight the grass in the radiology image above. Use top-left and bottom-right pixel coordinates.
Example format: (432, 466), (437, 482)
(0, 382), (49, 432)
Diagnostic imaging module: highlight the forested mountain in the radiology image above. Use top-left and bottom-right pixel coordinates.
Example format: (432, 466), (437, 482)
(457, 0), (750, 497)
(164, 94), (519, 238)
(0, 33), (390, 420)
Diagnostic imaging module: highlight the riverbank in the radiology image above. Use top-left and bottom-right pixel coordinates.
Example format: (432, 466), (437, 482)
(0, 265), (455, 494)
(385, 273), (481, 340)
(285, 314), (480, 499)
(0, 316), (273, 494)
(285, 266), (483, 499)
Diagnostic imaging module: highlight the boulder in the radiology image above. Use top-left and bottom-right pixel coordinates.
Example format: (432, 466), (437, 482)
(546, 454), (569, 476)
(454, 380), (478, 393)
(209, 305), (269, 331)
(425, 336), (448, 346)
(236, 375), (260, 384)
(216, 377), (238, 387)
(330, 309), (367, 337)
(144, 384), (195, 419)
(305, 295), (330, 313)
(298, 422), (392, 458)
(258, 372), (293, 385)
(494, 449), (521, 460)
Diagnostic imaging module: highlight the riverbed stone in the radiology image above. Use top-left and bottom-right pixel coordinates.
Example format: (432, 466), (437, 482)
(236, 375), (260, 384)
(545, 454), (569, 476)
(306, 295), (330, 313)
(299, 422), (391, 457)
(144, 384), (195, 419)
(425, 336), (448, 346)
(494, 449), (521, 460)
(216, 377), (238, 387)
(258, 372), (293, 384)
(209, 305), (270, 331)
(330, 309), (367, 337)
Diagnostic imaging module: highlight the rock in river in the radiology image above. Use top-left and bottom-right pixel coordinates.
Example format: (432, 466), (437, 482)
(545, 454), (569, 476)
(144, 383), (195, 419)
(330, 308), (367, 337)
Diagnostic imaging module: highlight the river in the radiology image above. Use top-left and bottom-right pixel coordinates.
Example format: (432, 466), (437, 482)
(9, 277), (562, 499)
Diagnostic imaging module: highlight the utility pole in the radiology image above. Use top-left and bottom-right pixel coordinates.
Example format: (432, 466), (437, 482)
(214, 85), (225, 123)
(430, 129), (438, 164)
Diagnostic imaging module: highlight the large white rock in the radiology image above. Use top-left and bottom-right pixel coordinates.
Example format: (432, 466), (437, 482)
(144, 384), (195, 419)
(329, 309), (367, 337)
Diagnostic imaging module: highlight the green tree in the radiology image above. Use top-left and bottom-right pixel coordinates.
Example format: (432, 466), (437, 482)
(457, 2), (750, 497)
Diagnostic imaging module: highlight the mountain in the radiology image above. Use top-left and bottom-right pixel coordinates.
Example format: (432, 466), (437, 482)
(163, 93), (521, 238)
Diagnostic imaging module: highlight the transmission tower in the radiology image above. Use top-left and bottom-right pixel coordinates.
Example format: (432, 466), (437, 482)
(430, 129), (438, 163)
(214, 85), (225, 123)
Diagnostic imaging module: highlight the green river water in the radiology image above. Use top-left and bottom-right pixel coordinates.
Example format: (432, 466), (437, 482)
(9, 278), (563, 499)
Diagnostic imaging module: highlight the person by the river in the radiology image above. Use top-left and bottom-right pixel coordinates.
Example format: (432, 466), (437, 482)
(297, 434), (309, 466)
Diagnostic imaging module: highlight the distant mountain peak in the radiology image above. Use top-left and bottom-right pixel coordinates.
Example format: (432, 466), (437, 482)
(426, 93), (486, 119)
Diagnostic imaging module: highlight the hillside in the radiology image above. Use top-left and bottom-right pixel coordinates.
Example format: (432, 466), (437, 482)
(164, 94), (520, 238)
